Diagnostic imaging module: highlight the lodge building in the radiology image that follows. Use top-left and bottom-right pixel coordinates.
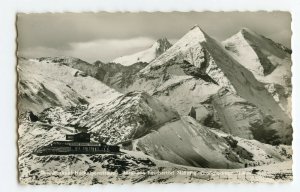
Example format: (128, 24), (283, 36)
(35, 132), (120, 155)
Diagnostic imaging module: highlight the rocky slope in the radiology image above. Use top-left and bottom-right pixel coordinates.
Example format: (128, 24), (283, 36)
(70, 91), (179, 144)
(113, 38), (172, 66)
(95, 62), (148, 92)
(199, 89), (292, 145)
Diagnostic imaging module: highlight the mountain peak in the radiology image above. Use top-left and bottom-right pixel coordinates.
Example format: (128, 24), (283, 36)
(238, 27), (260, 39)
(190, 24), (201, 30)
(156, 37), (169, 44)
(184, 25), (207, 42)
(154, 37), (172, 47)
(190, 24), (206, 33)
(140, 26), (210, 72)
(93, 60), (105, 67)
(240, 27), (253, 33)
(112, 38), (171, 66)
(223, 27), (291, 78)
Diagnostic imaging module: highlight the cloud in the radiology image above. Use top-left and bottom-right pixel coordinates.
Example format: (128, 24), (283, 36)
(19, 46), (64, 59)
(17, 12), (291, 62)
(19, 37), (156, 62)
(268, 29), (292, 47)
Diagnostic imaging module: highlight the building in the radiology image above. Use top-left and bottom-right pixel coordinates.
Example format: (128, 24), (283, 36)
(66, 132), (91, 142)
(35, 132), (120, 155)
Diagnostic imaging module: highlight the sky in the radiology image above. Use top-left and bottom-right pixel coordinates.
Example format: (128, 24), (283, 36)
(17, 11), (292, 63)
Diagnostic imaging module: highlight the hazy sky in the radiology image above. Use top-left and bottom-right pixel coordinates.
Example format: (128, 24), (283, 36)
(17, 11), (291, 63)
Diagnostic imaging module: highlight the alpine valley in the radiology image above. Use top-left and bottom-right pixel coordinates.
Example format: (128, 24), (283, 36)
(18, 25), (293, 184)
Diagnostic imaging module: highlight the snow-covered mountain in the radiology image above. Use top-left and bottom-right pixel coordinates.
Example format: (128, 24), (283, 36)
(121, 25), (291, 144)
(222, 28), (292, 115)
(18, 58), (121, 113)
(223, 28), (291, 79)
(139, 26), (288, 121)
(112, 38), (172, 66)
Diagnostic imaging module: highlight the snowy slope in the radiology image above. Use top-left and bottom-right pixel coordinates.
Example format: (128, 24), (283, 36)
(18, 58), (121, 113)
(135, 116), (244, 169)
(112, 38), (172, 66)
(36, 56), (149, 92)
(129, 116), (290, 168)
(18, 118), (292, 184)
(37, 56), (107, 80)
(70, 91), (179, 144)
(127, 59), (221, 115)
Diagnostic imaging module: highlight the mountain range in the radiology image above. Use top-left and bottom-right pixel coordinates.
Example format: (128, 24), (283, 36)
(17, 25), (293, 183)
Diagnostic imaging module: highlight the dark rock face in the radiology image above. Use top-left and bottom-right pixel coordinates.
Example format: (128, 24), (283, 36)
(28, 111), (38, 122)
(96, 62), (149, 91)
(95, 155), (156, 174)
(222, 136), (254, 161)
(188, 106), (196, 119)
(181, 59), (218, 84)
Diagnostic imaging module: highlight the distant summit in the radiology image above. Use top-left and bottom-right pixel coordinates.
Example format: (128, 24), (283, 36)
(155, 38), (172, 57)
(112, 38), (172, 66)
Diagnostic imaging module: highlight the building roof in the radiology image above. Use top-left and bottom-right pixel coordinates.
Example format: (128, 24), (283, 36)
(52, 141), (103, 147)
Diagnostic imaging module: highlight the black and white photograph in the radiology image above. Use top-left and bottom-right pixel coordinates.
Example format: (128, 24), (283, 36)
(16, 11), (293, 184)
